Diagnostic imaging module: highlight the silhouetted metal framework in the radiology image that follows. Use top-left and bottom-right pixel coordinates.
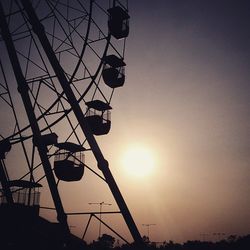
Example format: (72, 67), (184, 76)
(0, 0), (142, 247)
(0, 2), (71, 243)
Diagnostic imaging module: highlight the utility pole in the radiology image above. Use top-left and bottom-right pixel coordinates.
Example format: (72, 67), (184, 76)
(89, 201), (112, 238)
(142, 224), (156, 240)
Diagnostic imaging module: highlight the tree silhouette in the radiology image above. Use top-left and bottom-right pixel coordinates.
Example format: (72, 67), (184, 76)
(89, 234), (116, 250)
(86, 234), (250, 250)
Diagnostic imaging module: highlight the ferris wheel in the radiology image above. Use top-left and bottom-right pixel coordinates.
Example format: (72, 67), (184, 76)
(0, 0), (142, 248)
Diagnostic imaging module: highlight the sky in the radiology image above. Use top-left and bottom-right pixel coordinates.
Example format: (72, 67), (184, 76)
(1, 0), (250, 245)
(104, 0), (250, 243)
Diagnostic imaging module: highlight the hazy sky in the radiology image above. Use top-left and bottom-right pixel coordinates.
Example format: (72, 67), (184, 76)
(1, 0), (250, 245)
(105, 0), (250, 243)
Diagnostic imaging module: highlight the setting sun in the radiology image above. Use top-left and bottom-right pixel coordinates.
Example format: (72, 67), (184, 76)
(121, 145), (156, 178)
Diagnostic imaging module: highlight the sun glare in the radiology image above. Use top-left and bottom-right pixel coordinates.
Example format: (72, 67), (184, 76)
(121, 145), (156, 178)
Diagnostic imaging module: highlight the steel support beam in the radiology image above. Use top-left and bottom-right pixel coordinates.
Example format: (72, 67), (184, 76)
(20, 0), (143, 245)
(0, 2), (70, 243)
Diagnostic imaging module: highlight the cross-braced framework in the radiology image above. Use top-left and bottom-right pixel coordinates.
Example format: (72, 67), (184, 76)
(0, 0), (143, 247)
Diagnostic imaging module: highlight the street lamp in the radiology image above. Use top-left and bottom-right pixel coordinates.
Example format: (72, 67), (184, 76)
(142, 223), (156, 240)
(89, 201), (112, 238)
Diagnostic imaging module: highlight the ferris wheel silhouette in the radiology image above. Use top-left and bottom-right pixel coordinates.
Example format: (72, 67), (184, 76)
(0, 0), (142, 248)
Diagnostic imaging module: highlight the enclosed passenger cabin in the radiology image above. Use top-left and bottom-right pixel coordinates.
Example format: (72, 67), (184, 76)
(54, 142), (85, 182)
(0, 180), (42, 215)
(1, 180), (86, 250)
(84, 100), (112, 135)
(7, 180), (42, 207)
(108, 6), (130, 39)
(0, 180), (43, 248)
(102, 55), (126, 88)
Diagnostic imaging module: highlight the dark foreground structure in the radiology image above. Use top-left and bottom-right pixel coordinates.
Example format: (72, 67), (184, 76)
(1, 197), (249, 250)
(0, 203), (86, 250)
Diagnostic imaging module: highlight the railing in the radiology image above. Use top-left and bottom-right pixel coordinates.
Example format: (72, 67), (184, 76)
(54, 150), (84, 164)
(86, 109), (111, 122)
(0, 188), (41, 206)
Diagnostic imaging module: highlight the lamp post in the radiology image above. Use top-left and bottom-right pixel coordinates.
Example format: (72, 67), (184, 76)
(89, 201), (112, 238)
(142, 224), (156, 240)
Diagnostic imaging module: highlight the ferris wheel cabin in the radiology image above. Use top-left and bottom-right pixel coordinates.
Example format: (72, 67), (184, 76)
(108, 6), (130, 39)
(5, 180), (41, 207)
(54, 142), (85, 182)
(0, 140), (42, 211)
(102, 54), (126, 88)
(84, 100), (112, 135)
